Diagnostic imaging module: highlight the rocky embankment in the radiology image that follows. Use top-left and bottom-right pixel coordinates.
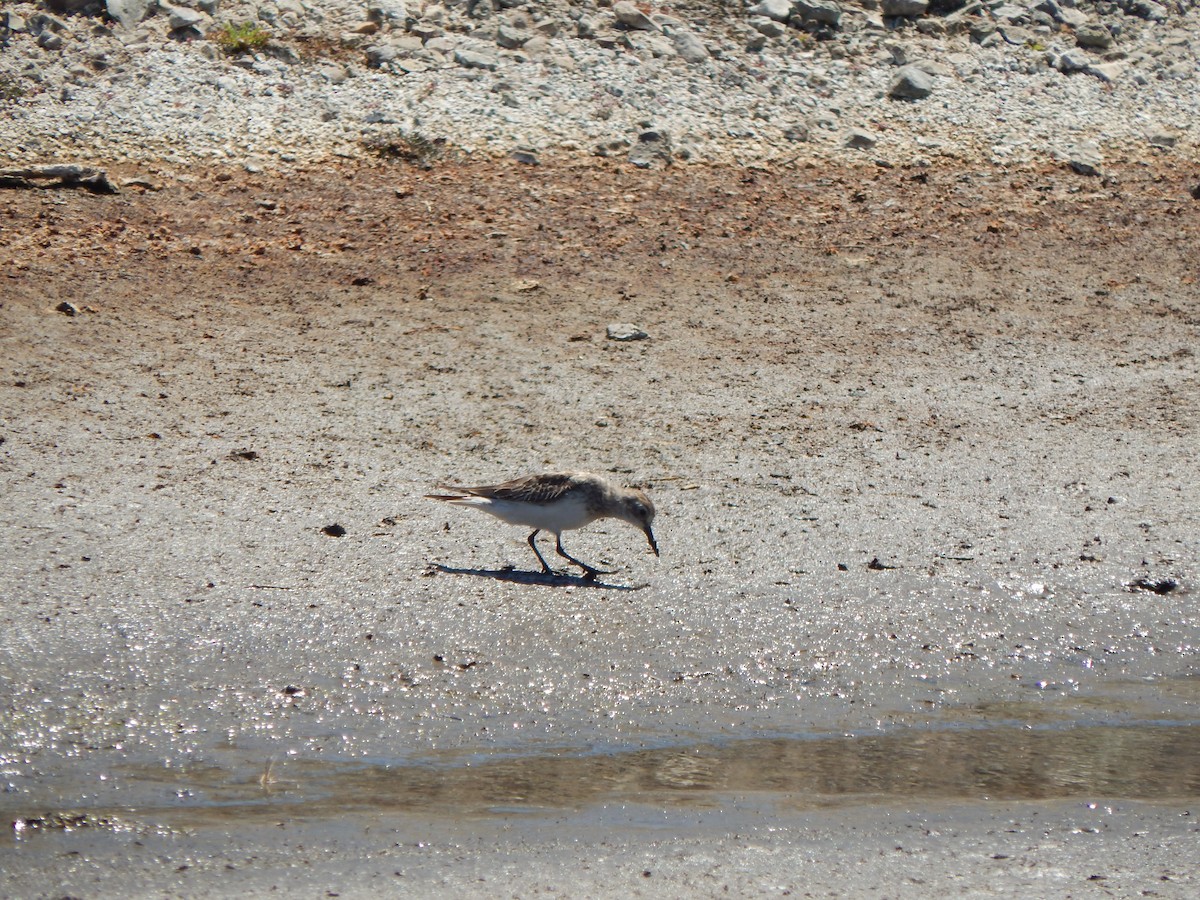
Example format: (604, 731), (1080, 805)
(0, 0), (1197, 171)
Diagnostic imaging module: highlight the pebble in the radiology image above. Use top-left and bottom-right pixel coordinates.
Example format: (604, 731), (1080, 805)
(607, 323), (649, 342)
(846, 128), (879, 149)
(1063, 140), (1104, 176)
(1075, 23), (1114, 49)
(883, 0), (930, 16)
(748, 0), (792, 23)
(613, 2), (658, 32)
(106, 0), (153, 29)
(672, 31), (710, 64)
(889, 65), (935, 100)
(793, 0), (843, 28)
(0, 0), (1195, 170)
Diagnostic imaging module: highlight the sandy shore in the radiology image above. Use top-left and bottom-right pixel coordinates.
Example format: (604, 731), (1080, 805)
(2, 158), (1198, 895)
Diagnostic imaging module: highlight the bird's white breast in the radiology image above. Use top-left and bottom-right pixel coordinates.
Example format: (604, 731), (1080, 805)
(459, 493), (596, 533)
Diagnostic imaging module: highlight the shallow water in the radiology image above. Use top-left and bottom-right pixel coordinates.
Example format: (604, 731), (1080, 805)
(5, 721), (1199, 840)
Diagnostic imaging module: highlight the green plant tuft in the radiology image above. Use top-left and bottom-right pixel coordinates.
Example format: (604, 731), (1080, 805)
(213, 22), (270, 55)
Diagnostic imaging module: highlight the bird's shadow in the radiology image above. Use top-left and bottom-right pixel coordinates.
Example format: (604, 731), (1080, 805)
(430, 564), (649, 591)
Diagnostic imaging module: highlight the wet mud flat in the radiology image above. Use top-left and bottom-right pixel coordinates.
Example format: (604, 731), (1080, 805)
(2, 159), (1199, 895)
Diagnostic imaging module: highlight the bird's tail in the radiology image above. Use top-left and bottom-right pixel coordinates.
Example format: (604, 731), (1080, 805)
(426, 484), (475, 502)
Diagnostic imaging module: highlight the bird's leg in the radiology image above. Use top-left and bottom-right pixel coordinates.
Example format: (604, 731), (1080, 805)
(555, 534), (614, 580)
(527, 530), (555, 575)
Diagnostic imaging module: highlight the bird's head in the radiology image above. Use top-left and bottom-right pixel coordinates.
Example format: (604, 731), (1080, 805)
(620, 489), (659, 557)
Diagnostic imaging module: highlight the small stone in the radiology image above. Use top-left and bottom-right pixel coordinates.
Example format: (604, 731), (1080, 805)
(1086, 61), (1124, 83)
(575, 15), (599, 38)
(1124, 0), (1167, 21)
(1127, 577), (1179, 595)
(889, 65), (934, 99)
(607, 323), (649, 342)
(968, 20), (997, 44)
(749, 15), (786, 37)
(1147, 129), (1178, 148)
(105, 0), (153, 29)
(613, 1), (659, 31)
(466, 0), (493, 18)
(165, 5), (205, 31)
(672, 30), (709, 63)
(522, 35), (551, 57)
(1056, 49), (1091, 73)
(846, 128), (877, 149)
(881, 0), (929, 16)
(365, 43), (399, 67)
(318, 64), (349, 84)
(1065, 141), (1103, 177)
(367, 1), (408, 24)
(629, 128), (672, 168)
(991, 3), (1025, 22)
(793, 0), (843, 27)
(453, 47), (498, 69)
(1074, 23), (1113, 49)
(784, 123), (810, 142)
(496, 24), (529, 49)
(56, 301), (78, 316)
(747, 0), (792, 22)
(745, 32), (767, 51)
(1057, 7), (1089, 27)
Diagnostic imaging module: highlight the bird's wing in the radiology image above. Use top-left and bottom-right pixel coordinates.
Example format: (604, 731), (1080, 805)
(444, 473), (580, 504)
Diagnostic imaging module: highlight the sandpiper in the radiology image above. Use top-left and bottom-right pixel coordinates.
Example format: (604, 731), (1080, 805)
(427, 471), (659, 579)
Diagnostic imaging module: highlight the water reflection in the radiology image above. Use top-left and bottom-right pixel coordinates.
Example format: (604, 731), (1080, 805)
(101, 724), (1200, 820)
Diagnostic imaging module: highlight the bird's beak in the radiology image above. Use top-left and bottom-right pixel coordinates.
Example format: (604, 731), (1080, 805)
(645, 526), (659, 557)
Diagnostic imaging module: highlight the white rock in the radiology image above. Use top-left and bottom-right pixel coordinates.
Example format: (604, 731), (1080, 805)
(106, 0), (153, 30)
(748, 0), (792, 23)
(1085, 61), (1124, 82)
(165, 6), (206, 31)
